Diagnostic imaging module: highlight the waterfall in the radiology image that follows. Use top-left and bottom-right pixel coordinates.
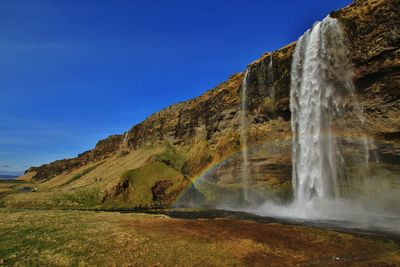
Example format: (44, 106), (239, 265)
(250, 15), (400, 231)
(241, 69), (250, 202)
(184, 15), (399, 233)
(268, 56), (275, 104)
(268, 56), (276, 118)
(290, 16), (370, 205)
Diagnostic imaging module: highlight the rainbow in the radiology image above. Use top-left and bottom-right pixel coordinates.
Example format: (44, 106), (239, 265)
(172, 136), (292, 206)
(172, 132), (377, 207)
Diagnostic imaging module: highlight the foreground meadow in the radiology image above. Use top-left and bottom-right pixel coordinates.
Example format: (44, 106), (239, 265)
(0, 208), (399, 266)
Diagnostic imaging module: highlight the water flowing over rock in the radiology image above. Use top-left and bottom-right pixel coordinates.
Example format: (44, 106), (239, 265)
(249, 13), (400, 233)
(269, 57), (276, 116)
(290, 16), (369, 205)
(241, 69), (250, 201)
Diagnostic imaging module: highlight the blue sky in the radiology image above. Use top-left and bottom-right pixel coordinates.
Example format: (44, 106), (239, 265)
(0, 0), (351, 175)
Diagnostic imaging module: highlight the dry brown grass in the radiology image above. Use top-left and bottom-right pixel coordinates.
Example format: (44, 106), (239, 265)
(0, 208), (399, 266)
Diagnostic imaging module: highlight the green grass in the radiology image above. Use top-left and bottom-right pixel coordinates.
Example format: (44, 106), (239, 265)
(119, 161), (184, 206)
(154, 146), (187, 171)
(51, 188), (103, 208)
(0, 209), (238, 266)
(103, 145), (188, 208)
(0, 146), (190, 210)
(0, 208), (399, 266)
(61, 163), (103, 186)
(0, 180), (29, 207)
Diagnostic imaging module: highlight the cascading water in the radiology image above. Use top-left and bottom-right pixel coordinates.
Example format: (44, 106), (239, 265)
(241, 69), (250, 202)
(268, 56), (276, 118)
(123, 132), (128, 143)
(179, 15), (400, 234)
(290, 16), (369, 206)
(250, 16), (378, 219)
(268, 56), (275, 105)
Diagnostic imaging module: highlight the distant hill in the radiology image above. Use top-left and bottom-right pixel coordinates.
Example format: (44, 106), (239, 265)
(0, 175), (19, 180)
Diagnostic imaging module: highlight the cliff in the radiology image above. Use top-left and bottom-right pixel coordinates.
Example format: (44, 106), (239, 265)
(18, 0), (399, 209)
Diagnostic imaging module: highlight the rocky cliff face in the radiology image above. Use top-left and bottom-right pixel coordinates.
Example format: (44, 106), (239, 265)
(244, 0), (400, 136)
(123, 0), (400, 161)
(334, 0), (400, 136)
(126, 74), (242, 150)
(24, 0), (400, 207)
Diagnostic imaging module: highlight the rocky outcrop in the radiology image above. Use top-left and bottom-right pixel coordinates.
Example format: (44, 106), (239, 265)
(26, 0), (399, 192)
(332, 0), (400, 137)
(126, 73), (242, 149)
(151, 180), (173, 201)
(101, 178), (130, 202)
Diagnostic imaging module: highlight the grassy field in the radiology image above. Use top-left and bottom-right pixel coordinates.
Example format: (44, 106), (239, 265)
(0, 208), (399, 266)
(1, 144), (399, 266)
(0, 180), (25, 201)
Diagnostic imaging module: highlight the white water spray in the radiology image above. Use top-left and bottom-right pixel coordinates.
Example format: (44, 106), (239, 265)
(241, 69), (250, 201)
(247, 17), (400, 233)
(268, 56), (275, 104)
(251, 17), (370, 217)
(290, 16), (368, 205)
(123, 132), (128, 143)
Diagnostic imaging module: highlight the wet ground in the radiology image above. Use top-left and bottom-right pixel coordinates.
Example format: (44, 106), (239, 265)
(120, 208), (400, 241)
